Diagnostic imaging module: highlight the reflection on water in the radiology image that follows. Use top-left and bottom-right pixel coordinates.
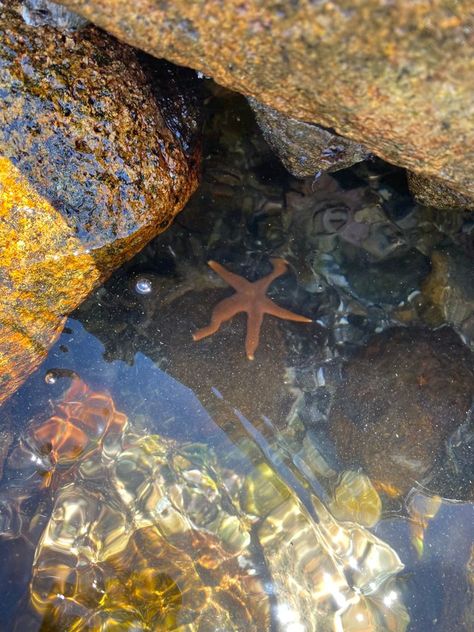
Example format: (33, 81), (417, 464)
(0, 334), (408, 631)
(0, 87), (473, 630)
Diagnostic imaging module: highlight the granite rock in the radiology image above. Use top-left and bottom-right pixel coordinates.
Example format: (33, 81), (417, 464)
(0, 3), (201, 406)
(57, 0), (474, 203)
(249, 98), (369, 178)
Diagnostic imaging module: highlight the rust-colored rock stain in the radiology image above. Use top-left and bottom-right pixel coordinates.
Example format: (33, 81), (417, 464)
(0, 4), (201, 405)
(0, 158), (98, 406)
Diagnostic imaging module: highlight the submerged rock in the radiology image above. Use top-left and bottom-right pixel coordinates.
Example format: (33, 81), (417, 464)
(0, 4), (201, 406)
(3, 379), (268, 630)
(343, 249), (431, 306)
(329, 327), (474, 494)
(420, 248), (474, 349)
(328, 470), (382, 528)
(57, 0), (474, 203)
(286, 173), (407, 261)
(259, 491), (409, 632)
(0, 377), (410, 631)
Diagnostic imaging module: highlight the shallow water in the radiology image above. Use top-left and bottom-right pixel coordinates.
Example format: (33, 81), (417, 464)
(0, 87), (473, 631)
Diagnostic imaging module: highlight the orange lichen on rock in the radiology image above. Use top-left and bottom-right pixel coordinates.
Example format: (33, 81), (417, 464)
(0, 4), (201, 406)
(0, 157), (99, 406)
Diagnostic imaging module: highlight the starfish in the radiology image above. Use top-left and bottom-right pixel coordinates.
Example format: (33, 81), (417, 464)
(193, 258), (311, 360)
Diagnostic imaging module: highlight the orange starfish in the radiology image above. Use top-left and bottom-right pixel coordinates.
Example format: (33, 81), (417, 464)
(193, 258), (311, 360)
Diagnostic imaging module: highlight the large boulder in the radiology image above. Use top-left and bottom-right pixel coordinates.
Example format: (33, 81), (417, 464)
(0, 3), (201, 406)
(56, 0), (474, 203)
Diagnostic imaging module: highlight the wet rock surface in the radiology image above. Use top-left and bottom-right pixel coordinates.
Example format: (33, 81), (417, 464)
(1, 3), (201, 253)
(408, 171), (474, 211)
(249, 98), (370, 178)
(20, 0), (88, 29)
(328, 327), (474, 494)
(57, 0), (474, 203)
(0, 4), (201, 406)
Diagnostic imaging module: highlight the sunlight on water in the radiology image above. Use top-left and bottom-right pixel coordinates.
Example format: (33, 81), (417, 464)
(0, 89), (473, 631)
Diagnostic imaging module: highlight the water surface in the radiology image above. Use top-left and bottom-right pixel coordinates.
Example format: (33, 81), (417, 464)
(0, 87), (473, 631)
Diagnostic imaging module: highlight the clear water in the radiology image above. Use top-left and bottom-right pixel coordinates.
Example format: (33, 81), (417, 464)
(0, 87), (473, 631)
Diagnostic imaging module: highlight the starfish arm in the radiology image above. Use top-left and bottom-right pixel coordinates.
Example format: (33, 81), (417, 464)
(208, 260), (251, 292)
(254, 258), (289, 293)
(245, 309), (264, 360)
(192, 294), (243, 341)
(262, 297), (312, 323)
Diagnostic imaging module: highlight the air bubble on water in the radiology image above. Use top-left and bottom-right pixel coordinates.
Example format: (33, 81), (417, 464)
(45, 371), (57, 385)
(134, 276), (153, 295)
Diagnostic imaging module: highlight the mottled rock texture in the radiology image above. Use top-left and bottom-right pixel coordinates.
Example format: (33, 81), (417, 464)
(20, 0), (88, 29)
(57, 0), (474, 203)
(329, 327), (474, 493)
(408, 172), (474, 211)
(249, 98), (370, 178)
(0, 4), (201, 406)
